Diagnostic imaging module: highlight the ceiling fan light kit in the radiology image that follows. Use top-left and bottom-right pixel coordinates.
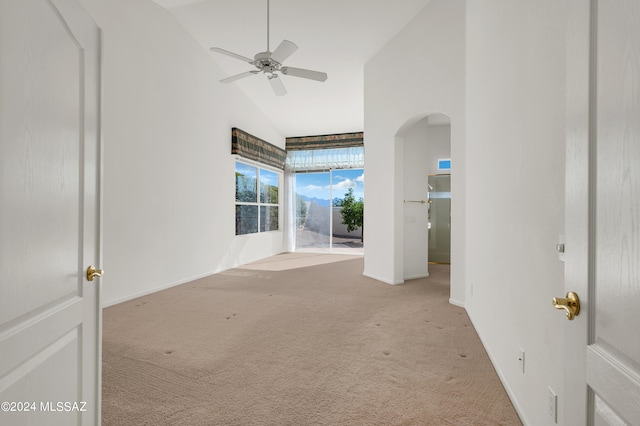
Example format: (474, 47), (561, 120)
(209, 0), (328, 96)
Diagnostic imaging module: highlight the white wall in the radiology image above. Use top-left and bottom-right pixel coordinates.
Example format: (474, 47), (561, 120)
(465, 1), (567, 424)
(78, 0), (285, 306)
(363, 0), (466, 300)
(426, 123), (451, 175)
(402, 118), (430, 279)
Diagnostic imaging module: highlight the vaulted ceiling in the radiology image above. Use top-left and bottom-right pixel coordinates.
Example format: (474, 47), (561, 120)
(151, 0), (432, 137)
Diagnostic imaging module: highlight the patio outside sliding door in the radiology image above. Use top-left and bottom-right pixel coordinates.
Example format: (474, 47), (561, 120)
(294, 171), (331, 250)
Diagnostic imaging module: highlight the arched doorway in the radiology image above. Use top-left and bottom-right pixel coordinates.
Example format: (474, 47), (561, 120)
(395, 113), (451, 280)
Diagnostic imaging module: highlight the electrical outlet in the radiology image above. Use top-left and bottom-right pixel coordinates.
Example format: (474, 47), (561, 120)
(518, 347), (525, 373)
(548, 386), (558, 423)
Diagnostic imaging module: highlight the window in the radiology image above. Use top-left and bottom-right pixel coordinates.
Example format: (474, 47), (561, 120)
(235, 161), (279, 235)
(293, 168), (364, 251)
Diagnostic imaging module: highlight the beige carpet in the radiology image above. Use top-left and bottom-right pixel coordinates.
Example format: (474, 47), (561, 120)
(102, 254), (521, 425)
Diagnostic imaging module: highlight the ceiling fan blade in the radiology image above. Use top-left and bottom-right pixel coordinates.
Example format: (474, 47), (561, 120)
(268, 75), (287, 96)
(281, 66), (328, 82)
(270, 40), (298, 64)
(209, 47), (254, 64)
(220, 70), (259, 83)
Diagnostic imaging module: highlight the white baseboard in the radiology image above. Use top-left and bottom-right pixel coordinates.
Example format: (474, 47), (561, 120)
(362, 271), (404, 285)
(449, 298), (465, 308)
(404, 273), (429, 280)
(102, 269), (222, 308)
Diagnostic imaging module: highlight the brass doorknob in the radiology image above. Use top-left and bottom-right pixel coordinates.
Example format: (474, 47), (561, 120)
(86, 265), (104, 282)
(552, 291), (580, 320)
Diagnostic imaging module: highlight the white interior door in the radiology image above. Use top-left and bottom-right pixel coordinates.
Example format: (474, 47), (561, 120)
(0, 0), (102, 425)
(565, 0), (640, 424)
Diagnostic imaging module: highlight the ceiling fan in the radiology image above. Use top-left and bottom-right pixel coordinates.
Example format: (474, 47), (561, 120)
(209, 0), (328, 96)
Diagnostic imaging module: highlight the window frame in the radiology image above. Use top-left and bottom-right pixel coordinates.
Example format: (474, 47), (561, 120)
(235, 159), (281, 235)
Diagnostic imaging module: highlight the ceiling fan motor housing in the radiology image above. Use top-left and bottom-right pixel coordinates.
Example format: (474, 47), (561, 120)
(254, 51), (281, 73)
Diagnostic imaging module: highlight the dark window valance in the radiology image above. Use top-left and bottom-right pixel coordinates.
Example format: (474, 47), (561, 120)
(285, 132), (364, 151)
(231, 128), (286, 170)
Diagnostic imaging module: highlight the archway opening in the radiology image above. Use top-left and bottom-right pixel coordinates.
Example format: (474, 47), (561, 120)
(395, 113), (451, 280)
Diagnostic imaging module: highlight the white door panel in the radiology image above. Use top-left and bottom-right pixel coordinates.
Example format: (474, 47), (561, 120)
(0, 0), (82, 326)
(589, 0), (640, 422)
(565, 0), (640, 424)
(0, 0), (102, 424)
(587, 345), (640, 424)
(594, 0), (640, 366)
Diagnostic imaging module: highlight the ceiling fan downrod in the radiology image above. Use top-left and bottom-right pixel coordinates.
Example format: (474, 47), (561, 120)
(266, 0), (270, 52)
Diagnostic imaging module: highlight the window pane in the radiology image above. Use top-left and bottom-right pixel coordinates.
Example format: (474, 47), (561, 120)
(294, 172), (331, 249)
(331, 169), (364, 249)
(260, 206), (279, 232)
(236, 163), (257, 202)
(236, 205), (258, 235)
(260, 169), (279, 204)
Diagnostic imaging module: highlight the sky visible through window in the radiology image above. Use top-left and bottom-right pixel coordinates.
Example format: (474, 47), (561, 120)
(260, 169), (278, 188)
(295, 169), (364, 206)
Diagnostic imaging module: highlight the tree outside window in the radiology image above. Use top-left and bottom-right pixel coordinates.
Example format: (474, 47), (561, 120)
(339, 187), (364, 242)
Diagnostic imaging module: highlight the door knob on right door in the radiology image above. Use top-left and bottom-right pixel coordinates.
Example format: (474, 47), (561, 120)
(86, 265), (104, 282)
(552, 291), (580, 320)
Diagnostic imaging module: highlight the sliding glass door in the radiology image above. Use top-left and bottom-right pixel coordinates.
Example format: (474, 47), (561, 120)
(293, 169), (364, 252)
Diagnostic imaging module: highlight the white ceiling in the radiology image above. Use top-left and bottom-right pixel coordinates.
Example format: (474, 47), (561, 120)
(151, 0), (432, 137)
